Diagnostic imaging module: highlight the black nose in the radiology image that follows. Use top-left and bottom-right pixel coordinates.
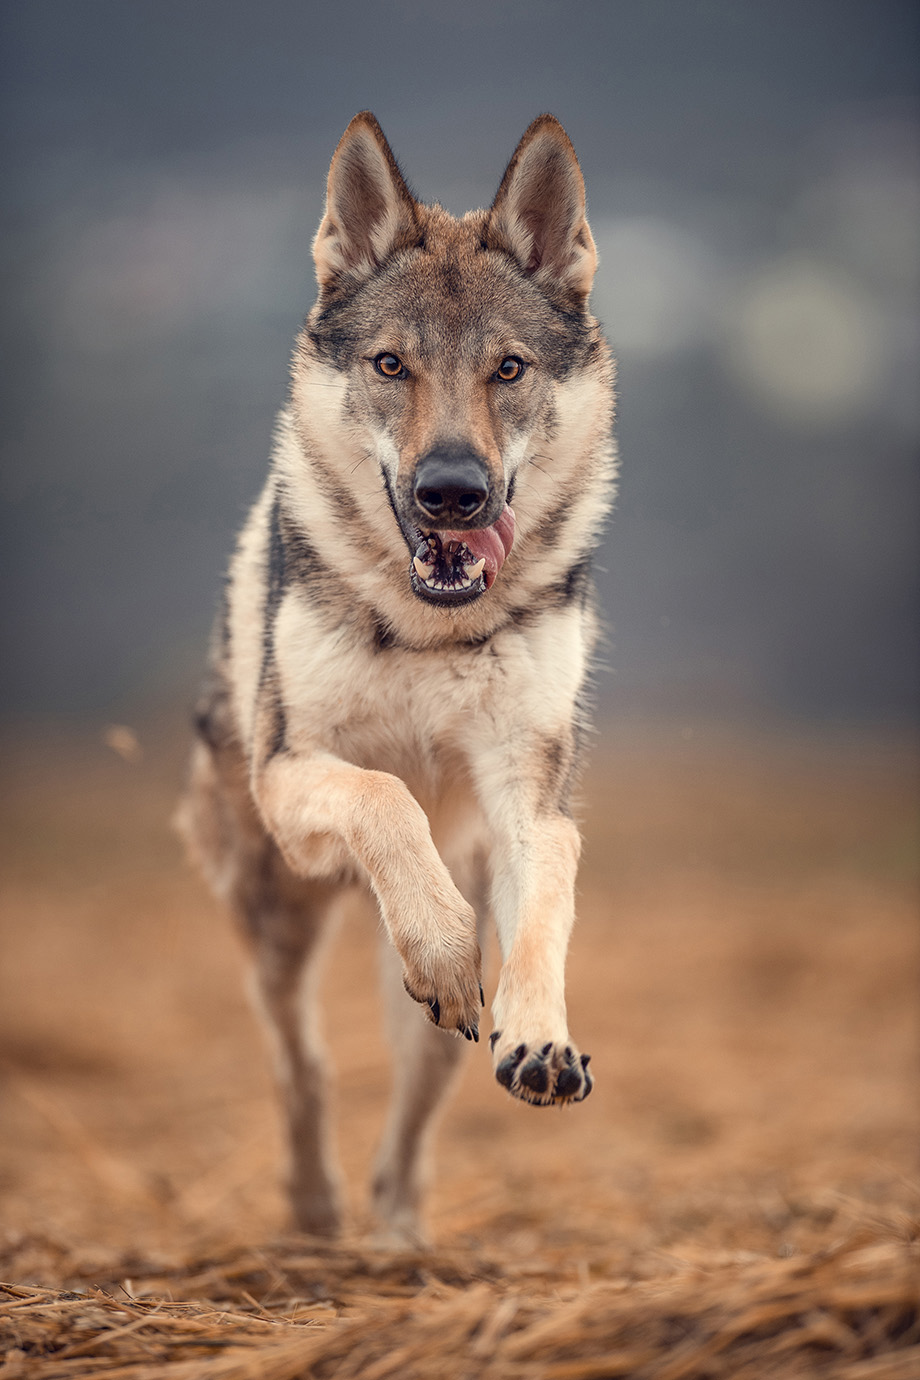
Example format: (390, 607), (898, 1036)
(413, 451), (490, 523)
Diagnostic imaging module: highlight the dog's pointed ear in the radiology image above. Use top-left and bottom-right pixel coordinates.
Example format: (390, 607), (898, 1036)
(487, 115), (597, 300)
(313, 112), (419, 291)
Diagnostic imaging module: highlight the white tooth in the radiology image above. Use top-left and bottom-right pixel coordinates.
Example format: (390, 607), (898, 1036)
(464, 557), (485, 581)
(414, 556), (435, 579)
(460, 577), (471, 588)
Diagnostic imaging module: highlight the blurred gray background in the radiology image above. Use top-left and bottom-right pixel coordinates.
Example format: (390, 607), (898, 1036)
(1, 0), (917, 725)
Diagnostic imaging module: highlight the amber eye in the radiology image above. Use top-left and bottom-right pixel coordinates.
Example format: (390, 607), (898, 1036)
(495, 356), (525, 382)
(375, 353), (406, 378)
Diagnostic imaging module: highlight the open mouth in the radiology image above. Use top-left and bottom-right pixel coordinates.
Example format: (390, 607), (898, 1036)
(409, 505), (516, 606)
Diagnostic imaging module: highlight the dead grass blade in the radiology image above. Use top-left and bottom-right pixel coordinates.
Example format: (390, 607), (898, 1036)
(2, 1224), (917, 1380)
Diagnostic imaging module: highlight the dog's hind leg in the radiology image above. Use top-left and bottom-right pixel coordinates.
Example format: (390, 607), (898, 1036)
(180, 730), (344, 1236)
(370, 938), (466, 1244)
(371, 846), (489, 1245)
(245, 875), (345, 1238)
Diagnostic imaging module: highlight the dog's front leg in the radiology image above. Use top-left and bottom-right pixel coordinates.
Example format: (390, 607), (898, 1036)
(253, 749), (483, 1038)
(473, 744), (594, 1105)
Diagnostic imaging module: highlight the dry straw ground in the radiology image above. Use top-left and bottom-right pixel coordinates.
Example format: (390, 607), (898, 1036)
(1, 718), (917, 1378)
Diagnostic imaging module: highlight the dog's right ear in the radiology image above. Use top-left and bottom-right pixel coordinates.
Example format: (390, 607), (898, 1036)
(313, 112), (419, 291)
(487, 115), (597, 301)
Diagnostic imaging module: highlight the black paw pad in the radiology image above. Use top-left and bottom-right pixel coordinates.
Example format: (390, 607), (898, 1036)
(496, 1044), (525, 1089)
(555, 1063), (582, 1097)
(520, 1058), (550, 1095)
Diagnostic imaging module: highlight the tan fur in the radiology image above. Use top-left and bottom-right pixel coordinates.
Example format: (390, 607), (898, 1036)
(180, 111), (616, 1242)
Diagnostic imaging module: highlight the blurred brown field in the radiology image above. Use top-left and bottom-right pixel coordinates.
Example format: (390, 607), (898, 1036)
(0, 717), (918, 1375)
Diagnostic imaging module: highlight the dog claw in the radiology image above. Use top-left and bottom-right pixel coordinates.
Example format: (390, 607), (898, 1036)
(479, 984), (485, 1007)
(489, 1030), (500, 1051)
(428, 998), (440, 1025)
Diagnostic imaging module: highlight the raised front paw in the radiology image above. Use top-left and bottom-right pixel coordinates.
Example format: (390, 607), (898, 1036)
(490, 1034), (593, 1105)
(402, 945), (484, 1042)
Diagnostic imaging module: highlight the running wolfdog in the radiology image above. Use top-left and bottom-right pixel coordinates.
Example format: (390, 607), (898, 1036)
(180, 111), (616, 1241)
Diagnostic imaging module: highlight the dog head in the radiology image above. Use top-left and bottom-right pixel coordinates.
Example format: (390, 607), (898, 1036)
(292, 112), (611, 613)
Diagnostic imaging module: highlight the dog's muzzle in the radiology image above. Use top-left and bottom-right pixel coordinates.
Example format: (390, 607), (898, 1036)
(400, 449), (515, 607)
(412, 451), (492, 526)
(400, 447), (514, 606)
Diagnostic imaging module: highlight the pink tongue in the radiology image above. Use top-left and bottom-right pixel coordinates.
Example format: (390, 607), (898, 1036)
(439, 505), (515, 589)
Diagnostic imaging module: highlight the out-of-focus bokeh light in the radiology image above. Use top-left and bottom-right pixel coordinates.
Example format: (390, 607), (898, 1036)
(726, 258), (885, 425)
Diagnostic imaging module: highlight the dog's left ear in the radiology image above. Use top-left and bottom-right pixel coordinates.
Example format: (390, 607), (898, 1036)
(313, 111), (419, 291)
(487, 115), (597, 300)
